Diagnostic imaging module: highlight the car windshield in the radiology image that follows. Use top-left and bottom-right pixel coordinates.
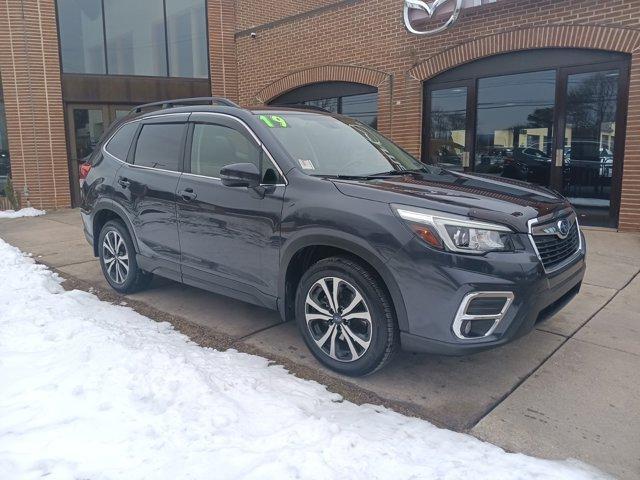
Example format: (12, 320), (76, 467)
(258, 112), (430, 178)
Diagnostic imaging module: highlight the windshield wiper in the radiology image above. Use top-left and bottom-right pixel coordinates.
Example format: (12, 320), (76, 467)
(366, 168), (426, 178)
(311, 168), (427, 180)
(310, 174), (372, 180)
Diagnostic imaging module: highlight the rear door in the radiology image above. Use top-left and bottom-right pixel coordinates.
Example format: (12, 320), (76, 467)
(113, 114), (188, 281)
(176, 113), (286, 307)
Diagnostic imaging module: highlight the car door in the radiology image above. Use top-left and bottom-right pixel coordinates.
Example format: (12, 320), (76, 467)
(176, 113), (286, 307)
(113, 114), (188, 282)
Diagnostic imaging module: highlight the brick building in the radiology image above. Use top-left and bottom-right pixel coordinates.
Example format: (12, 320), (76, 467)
(1, 0), (639, 229)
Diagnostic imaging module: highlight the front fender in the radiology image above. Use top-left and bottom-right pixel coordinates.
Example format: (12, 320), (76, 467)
(278, 229), (410, 332)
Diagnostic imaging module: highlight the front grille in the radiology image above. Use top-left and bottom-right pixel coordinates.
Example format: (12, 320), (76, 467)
(532, 220), (580, 270)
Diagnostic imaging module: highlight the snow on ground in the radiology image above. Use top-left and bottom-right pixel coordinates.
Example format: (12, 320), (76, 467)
(0, 238), (610, 480)
(0, 207), (45, 219)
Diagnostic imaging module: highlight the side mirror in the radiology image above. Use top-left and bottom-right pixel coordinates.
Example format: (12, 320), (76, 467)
(220, 163), (261, 188)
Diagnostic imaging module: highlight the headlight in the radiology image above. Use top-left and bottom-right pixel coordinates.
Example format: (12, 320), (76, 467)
(393, 205), (514, 254)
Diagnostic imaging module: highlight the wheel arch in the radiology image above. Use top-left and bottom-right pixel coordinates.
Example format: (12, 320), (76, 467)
(279, 233), (409, 332)
(91, 200), (139, 257)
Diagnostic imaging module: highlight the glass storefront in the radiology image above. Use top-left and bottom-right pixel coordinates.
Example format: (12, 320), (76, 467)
(56, 0), (208, 78)
(475, 70), (556, 186)
(426, 87), (467, 170)
(563, 70), (620, 226)
(270, 82), (378, 128)
(423, 49), (629, 227)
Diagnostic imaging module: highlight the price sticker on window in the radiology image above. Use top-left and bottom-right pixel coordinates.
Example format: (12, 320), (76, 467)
(259, 115), (288, 128)
(298, 159), (315, 170)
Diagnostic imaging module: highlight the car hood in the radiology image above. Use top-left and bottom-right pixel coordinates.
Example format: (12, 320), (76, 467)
(332, 170), (571, 233)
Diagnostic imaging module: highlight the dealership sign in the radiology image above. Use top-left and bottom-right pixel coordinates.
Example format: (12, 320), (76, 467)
(403, 0), (463, 35)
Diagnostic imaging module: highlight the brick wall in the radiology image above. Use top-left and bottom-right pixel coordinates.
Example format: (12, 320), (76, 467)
(209, 0), (239, 101)
(0, 0), (70, 210)
(236, 0), (341, 31)
(234, 0), (640, 231)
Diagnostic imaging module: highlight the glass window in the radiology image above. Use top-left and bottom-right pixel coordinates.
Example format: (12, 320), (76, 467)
(72, 108), (105, 159)
(563, 70), (619, 224)
(166, 0), (208, 78)
(105, 122), (138, 160)
(270, 83), (379, 129)
(0, 82), (10, 195)
(104, 0), (167, 76)
(475, 70), (556, 186)
(428, 87), (467, 170)
(57, 0), (106, 74)
(293, 93), (379, 128)
(341, 93), (378, 129)
(134, 123), (185, 171)
(190, 124), (260, 178)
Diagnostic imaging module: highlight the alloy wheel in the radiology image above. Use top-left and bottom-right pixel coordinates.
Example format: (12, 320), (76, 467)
(304, 276), (372, 362)
(102, 230), (129, 284)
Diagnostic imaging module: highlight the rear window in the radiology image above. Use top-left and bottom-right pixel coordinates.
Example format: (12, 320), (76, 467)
(105, 122), (138, 161)
(133, 123), (185, 171)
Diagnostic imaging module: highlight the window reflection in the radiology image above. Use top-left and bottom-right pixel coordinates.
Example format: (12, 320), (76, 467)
(0, 80), (10, 194)
(57, 0), (106, 74)
(275, 91), (378, 128)
(72, 109), (104, 159)
(428, 87), (467, 171)
(475, 70), (556, 186)
(56, 0), (209, 78)
(563, 70), (619, 224)
(166, 0), (208, 78)
(104, 0), (167, 76)
(341, 93), (378, 128)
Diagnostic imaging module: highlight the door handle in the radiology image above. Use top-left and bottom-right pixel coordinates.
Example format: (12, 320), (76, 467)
(179, 188), (197, 201)
(117, 177), (130, 188)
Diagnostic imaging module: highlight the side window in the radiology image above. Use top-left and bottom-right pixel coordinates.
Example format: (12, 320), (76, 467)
(190, 123), (260, 178)
(260, 153), (282, 185)
(133, 123), (185, 171)
(105, 122), (138, 161)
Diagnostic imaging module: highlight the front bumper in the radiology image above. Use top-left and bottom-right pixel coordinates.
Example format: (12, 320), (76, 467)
(387, 230), (586, 355)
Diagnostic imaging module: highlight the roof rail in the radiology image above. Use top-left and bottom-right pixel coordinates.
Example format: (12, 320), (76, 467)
(129, 97), (240, 115)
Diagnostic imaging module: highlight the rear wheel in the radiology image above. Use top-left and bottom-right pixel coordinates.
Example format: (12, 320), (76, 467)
(98, 220), (152, 294)
(295, 257), (399, 376)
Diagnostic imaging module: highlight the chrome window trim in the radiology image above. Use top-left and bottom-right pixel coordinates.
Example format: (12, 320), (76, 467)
(527, 211), (583, 275)
(452, 291), (515, 340)
(101, 112), (289, 185)
(180, 170), (286, 188)
(191, 112), (288, 185)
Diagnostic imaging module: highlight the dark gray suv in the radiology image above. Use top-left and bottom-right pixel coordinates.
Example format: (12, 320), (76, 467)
(80, 97), (585, 376)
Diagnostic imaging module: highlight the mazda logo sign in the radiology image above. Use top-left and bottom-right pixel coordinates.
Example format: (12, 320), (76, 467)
(403, 0), (463, 35)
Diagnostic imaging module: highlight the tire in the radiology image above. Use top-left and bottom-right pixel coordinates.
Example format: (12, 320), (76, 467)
(98, 219), (152, 294)
(295, 256), (399, 376)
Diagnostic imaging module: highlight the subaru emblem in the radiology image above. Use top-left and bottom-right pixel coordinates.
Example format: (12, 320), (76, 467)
(557, 219), (570, 239)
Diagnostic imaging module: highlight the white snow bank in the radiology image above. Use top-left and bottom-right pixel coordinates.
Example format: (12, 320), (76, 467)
(0, 238), (610, 480)
(0, 207), (45, 218)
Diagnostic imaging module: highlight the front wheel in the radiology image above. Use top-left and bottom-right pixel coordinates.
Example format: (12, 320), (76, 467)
(295, 257), (399, 376)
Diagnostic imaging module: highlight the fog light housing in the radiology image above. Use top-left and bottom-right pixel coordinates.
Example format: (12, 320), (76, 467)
(452, 292), (515, 340)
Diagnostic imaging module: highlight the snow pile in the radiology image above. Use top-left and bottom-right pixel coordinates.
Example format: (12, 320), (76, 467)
(0, 207), (45, 219)
(0, 238), (610, 480)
